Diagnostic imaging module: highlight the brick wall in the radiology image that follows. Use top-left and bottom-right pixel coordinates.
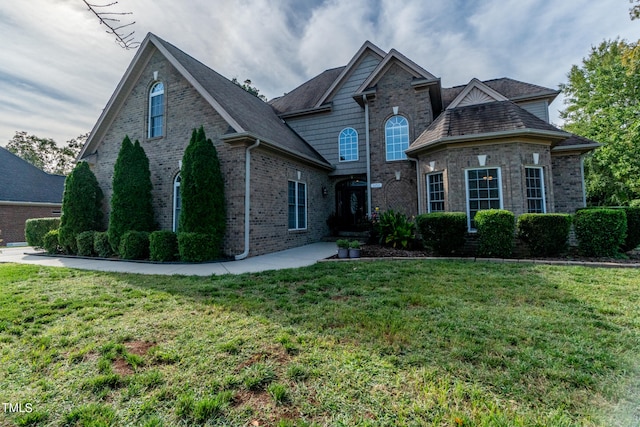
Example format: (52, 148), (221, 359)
(551, 153), (585, 213)
(0, 204), (61, 244)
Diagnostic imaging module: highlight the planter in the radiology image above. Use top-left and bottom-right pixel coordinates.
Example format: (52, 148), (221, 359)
(338, 248), (349, 259)
(349, 248), (361, 258)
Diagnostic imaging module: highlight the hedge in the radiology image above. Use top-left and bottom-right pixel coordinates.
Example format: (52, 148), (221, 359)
(416, 212), (467, 255)
(574, 209), (626, 257)
(475, 209), (515, 258)
(617, 207), (640, 252)
(118, 231), (150, 260)
(517, 214), (572, 257)
(93, 231), (113, 258)
(43, 229), (61, 254)
(76, 231), (96, 257)
(149, 230), (179, 262)
(178, 232), (221, 262)
(25, 217), (61, 248)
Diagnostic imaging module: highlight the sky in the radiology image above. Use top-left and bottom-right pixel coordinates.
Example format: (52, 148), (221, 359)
(0, 0), (638, 147)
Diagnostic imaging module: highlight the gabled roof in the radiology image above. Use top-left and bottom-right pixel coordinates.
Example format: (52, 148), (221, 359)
(446, 78), (508, 109)
(80, 33), (330, 169)
(0, 146), (65, 204)
(270, 66), (345, 115)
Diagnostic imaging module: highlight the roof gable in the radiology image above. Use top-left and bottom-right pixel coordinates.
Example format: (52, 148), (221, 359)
(0, 146), (65, 204)
(446, 78), (508, 109)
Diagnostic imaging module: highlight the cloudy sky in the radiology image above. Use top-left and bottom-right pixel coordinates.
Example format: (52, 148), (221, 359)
(0, 0), (638, 147)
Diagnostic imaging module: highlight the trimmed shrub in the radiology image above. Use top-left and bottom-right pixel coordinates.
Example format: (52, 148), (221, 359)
(58, 162), (103, 254)
(376, 210), (415, 249)
(76, 231), (96, 257)
(517, 214), (572, 257)
(25, 217), (61, 248)
(475, 209), (515, 258)
(619, 207), (640, 251)
(149, 231), (179, 262)
(118, 231), (150, 260)
(108, 136), (155, 253)
(574, 209), (626, 257)
(416, 212), (467, 255)
(93, 231), (113, 258)
(178, 232), (220, 262)
(43, 229), (61, 254)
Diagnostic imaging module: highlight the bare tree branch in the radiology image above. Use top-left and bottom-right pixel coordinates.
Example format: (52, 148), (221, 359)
(82, 0), (140, 49)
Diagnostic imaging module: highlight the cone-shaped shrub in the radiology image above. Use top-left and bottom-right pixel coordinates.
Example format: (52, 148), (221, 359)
(58, 162), (103, 253)
(108, 136), (155, 253)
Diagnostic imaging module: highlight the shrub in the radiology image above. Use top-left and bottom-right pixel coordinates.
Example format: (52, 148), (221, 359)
(149, 231), (178, 262)
(118, 231), (150, 260)
(76, 231), (96, 257)
(43, 229), (61, 254)
(517, 214), (572, 257)
(336, 239), (350, 249)
(619, 207), (640, 251)
(58, 162), (103, 254)
(178, 232), (220, 262)
(94, 232), (113, 258)
(574, 209), (626, 257)
(416, 212), (467, 255)
(376, 210), (415, 249)
(25, 217), (61, 248)
(349, 240), (361, 249)
(475, 209), (515, 258)
(108, 136), (155, 253)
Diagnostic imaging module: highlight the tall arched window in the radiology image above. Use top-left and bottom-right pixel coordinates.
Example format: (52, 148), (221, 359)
(173, 174), (181, 231)
(148, 82), (164, 138)
(338, 128), (358, 162)
(385, 115), (409, 161)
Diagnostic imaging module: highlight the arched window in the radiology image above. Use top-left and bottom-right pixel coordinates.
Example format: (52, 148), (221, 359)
(385, 116), (409, 161)
(173, 174), (181, 231)
(338, 128), (358, 162)
(148, 82), (164, 138)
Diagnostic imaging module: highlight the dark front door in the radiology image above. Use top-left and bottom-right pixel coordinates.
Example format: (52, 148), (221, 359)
(335, 179), (368, 231)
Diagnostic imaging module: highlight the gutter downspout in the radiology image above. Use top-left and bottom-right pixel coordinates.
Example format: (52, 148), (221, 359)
(408, 157), (422, 215)
(363, 94), (372, 218)
(235, 139), (260, 260)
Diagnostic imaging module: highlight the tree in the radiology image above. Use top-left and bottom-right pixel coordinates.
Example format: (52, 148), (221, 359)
(231, 78), (267, 101)
(58, 162), (104, 253)
(631, 0), (640, 20)
(5, 131), (86, 175)
(560, 39), (640, 205)
(108, 136), (155, 253)
(179, 127), (226, 257)
(81, 1), (139, 49)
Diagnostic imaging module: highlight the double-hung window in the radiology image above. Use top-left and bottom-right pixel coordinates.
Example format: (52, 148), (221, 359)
(525, 167), (546, 213)
(466, 168), (502, 230)
(148, 82), (164, 138)
(427, 172), (445, 212)
(288, 181), (307, 230)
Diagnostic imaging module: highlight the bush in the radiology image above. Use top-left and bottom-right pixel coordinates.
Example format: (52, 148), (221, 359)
(76, 231), (96, 257)
(118, 231), (150, 260)
(149, 231), (179, 262)
(574, 209), (627, 257)
(475, 209), (515, 258)
(178, 233), (220, 262)
(517, 214), (572, 257)
(25, 218), (61, 248)
(376, 210), (415, 249)
(619, 207), (640, 251)
(43, 229), (61, 254)
(93, 231), (113, 258)
(416, 212), (467, 255)
(336, 239), (350, 249)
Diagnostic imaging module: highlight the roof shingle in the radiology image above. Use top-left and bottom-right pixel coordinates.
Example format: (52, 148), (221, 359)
(0, 146), (65, 204)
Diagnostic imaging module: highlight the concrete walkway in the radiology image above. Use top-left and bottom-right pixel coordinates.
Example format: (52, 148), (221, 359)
(0, 242), (337, 276)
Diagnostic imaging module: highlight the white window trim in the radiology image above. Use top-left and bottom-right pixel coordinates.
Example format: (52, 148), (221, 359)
(172, 174), (181, 232)
(465, 167), (503, 232)
(525, 166), (546, 213)
(148, 81), (165, 139)
(385, 115), (409, 162)
(288, 180), (308, 231)
(338, 127), (359, 162)
(426, 171), (445, 213)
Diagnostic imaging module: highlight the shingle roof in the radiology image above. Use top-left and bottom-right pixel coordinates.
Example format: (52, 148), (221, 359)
(0, 146), (65, 204)
(442, 77), (559, 109)
(269, 66), (345, 115)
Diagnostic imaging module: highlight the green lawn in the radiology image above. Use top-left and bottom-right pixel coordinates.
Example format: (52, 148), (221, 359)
(0, 261), (639, 426)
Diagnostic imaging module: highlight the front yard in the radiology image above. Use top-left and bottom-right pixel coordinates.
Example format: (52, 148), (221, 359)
(0, 261), (638, 426)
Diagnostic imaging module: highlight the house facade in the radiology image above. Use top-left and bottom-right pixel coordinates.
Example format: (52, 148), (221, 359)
(79, 33), (598, 258)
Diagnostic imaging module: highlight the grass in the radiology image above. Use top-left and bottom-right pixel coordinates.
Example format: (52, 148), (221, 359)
(0, 261), (638, 426)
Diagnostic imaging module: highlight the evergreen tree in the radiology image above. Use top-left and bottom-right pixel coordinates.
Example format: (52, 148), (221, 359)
(58, 162), (103, 253)
(179, 126), (226, 238)
(108, 136), (155, 252)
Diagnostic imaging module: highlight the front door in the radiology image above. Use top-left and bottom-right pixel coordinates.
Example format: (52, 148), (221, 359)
(335, 179), (368, 231)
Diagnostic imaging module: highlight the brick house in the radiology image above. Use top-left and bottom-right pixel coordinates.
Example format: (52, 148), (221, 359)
(0, 146), (65, 244)
(79, 33), (598, 258)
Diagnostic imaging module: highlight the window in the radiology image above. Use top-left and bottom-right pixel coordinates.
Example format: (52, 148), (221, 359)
(427, 172), (445, 212)
(466, 168), (502, 230)
(288, 181), (306, 230)
(338, 128), (358, 162)
(173, 174), (181, 231)
(525, 167), (546, 213)
(385, 116), (409, 161)
(148, 82), (164, 138)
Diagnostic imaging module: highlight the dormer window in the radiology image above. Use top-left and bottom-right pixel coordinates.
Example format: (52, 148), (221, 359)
(148, 82), (164, 138)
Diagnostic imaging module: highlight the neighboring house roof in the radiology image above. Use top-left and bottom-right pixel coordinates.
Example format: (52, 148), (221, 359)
(270, 66), (346, 115)
(0, 146), (65, 204)
(80, 33), (330, 169)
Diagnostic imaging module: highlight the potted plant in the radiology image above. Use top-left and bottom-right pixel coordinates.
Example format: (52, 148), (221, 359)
(349, 240), (361, 258)
(336, 239), (350, 259)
